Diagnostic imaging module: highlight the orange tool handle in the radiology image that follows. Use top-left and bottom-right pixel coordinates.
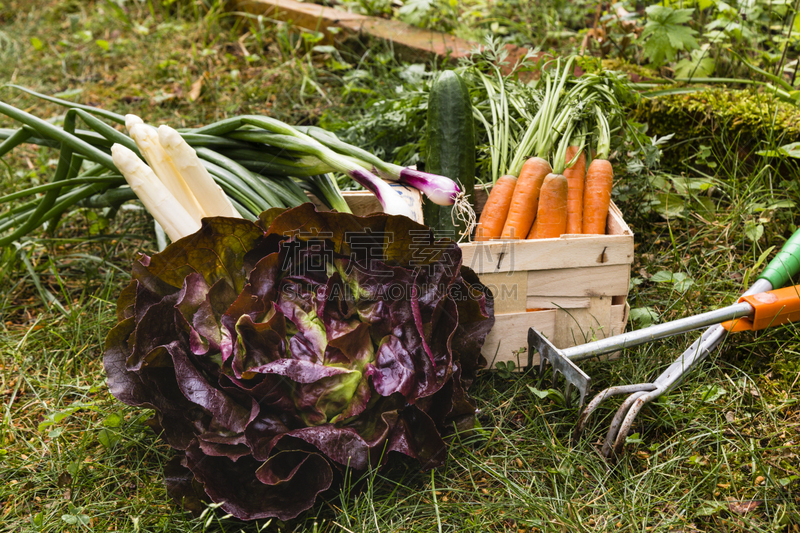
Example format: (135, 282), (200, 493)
(723, 285), (800, 332)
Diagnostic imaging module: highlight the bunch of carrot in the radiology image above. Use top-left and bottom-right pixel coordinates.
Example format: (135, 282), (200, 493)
(474, 152), (612, 241)
(473, 58), (619, 242)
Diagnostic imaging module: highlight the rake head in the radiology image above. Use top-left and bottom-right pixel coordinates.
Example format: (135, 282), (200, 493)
(528, 328), (592, 408)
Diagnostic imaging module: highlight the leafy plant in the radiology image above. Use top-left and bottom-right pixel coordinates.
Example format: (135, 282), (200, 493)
(398, 0), (437, 26)
(641, 5), (700, 67)
(650, 269), (695, 291)
(495, 360), (516, 378)
(104, 203), (495, 520)
(674, 44), (716, 78)
(630, 306), (659, 328)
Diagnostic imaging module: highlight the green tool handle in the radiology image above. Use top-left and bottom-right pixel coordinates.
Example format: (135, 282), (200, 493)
(760, 229), (800, 288)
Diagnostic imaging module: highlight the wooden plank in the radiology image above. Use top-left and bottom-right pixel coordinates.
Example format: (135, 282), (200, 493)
(474, 184), (490, 214)
(527, 264), (630, 297)
(607, 201), (633, 237)
(486, 301), (630, 368)
(459, 199), (633, 274)
(480, 271), (528, 315)
(526, 295), (591, 310)
(609, 302), (630, 337)
(460, 234), (634, 274)
(484, 310), (556, 367)
(233, 0), (533, 71)
(599, 302), (631, 361)
(234, 0), (363, 43)
(552, 295), (613, 348)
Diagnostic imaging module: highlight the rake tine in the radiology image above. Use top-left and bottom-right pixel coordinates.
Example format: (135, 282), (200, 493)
(610, 391), (656, 457)
(564, 381), (574, 408)
(600, 390), (650, 458)
(529, 328), (592, 407)
(538, 344), (548, 379)
(600, 329), (723, 458)
(573, 383), (657, 444)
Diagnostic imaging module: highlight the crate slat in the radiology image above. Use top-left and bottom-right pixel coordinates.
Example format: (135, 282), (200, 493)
(527, 263), (630, 298)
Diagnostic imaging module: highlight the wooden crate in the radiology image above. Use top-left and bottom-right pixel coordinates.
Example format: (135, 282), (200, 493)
(307, 183), (424, 223)
(309, 184), (633, 369)
(460, 199), (633, 368)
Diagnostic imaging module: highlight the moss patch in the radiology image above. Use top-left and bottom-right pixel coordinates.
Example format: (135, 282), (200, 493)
(633, 88), (800, 147)
(601, 58), (660, 81)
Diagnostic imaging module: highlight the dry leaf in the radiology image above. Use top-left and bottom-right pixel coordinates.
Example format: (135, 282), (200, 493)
(728, 499), (761, 515)
(188, 76), (204, 102)
(150, 92), (177, 105)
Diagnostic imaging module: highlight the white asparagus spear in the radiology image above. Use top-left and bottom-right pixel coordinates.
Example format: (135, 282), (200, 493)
(124, 114), (144, 136)
(111, 144), (201, 241)
(157, 125), (241, 218)
(128, 123), (205, 225)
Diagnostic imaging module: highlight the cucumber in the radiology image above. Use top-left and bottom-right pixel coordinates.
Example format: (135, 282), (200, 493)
(424, 70), (476, 239)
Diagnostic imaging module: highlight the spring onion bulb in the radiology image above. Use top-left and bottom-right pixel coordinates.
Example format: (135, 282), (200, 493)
(374, 165), (461, 206)
(371, 164), (473, 226)
(328, 157), (413, 218)
(111, 144), (201, 241)
(335, 167), (414, 218)
(157, 125), (241, 219)
(331, 162), (412, 217)
(128, 122), (205, 225)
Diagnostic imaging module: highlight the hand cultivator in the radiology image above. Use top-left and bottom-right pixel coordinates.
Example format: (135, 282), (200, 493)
(529, 230), (800, 458)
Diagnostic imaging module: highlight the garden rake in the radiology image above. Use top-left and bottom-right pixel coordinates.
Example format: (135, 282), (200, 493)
(528, 230), (800, 413)
(572, 230), (800, 458)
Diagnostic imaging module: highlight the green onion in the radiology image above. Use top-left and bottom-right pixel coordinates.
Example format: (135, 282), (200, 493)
(0, 102), (116, 170)
(0, 128), (33, 159)
(5, 84), (126, 124)
(201, 160), (272, 215)
(0, 112), (83, 246)
(0, 175), (125, 205)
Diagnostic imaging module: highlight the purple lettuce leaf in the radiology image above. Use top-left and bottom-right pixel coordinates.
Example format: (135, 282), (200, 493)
(145, 217), (266, 293)
(184, 441), (333, 521)
(104, 205), (494, 521)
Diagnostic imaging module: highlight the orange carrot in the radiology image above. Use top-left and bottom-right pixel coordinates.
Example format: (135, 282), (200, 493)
(582, 159), (613, 234)
(500, 157), (551, 239)
(474, 175), (517, 241)
(563, 146), (586, 235)
(527, 173), (568, 239)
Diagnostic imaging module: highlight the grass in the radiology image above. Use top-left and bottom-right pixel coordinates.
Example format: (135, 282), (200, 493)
(1, 0), (800, 532)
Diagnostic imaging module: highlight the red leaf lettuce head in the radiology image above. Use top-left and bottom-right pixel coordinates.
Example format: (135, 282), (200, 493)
(104, 204), (494, 521)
